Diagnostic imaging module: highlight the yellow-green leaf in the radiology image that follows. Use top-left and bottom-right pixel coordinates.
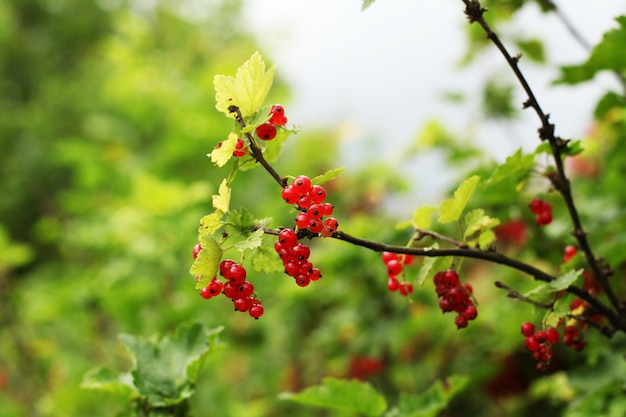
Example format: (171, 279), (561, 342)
(234, 228), (264, 252)
(208, 132), (238, 167)
(212, 179), (231, 213)
(438, 175), (480, 224)
(191, 234), (223, 289)
(198, 211), (224, 236)
(214, 51), (275, 118)
(413, 206), (437, 229)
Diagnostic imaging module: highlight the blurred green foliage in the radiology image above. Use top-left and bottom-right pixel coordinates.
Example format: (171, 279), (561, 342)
(2, 1), (626, 417)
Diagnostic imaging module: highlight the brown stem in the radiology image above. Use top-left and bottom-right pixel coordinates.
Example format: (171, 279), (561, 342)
(494, 281), (552, 309)
(228, 105), (288, 188)
(461, 0), (623, 317)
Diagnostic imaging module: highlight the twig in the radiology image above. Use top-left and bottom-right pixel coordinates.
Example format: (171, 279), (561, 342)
(494, 281), (552, 309)
(462, 0), (623, 316)
(228, 105), (288, 188)
(414, 228), (463, 246)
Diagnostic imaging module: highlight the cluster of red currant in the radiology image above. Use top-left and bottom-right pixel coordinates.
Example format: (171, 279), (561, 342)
(529, 198), (553, 226)
(255, 104), (287, 141)
(281, 175), (338, 237)
(520, 322), (559, 370)
(193, 244), (264, 319)
(434, 270), (477, 329)
(562, 323), (587, 351)
(274, 228), (322, 287)
(381, 251), (414, 296)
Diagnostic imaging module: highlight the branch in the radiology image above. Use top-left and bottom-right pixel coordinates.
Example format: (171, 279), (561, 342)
(462, 0), (623, 315)
(494, 281), (552, 309)
(228, 105), (288, 188)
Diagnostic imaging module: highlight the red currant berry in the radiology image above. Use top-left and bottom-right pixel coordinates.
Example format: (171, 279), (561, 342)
(521, 322), (535, 337)
(463, 305), (478, 320)
(269, 105), (287, 126)
(534, 330), (547, 343)
(309, 185), (326, 203)
(438, 298), (454, 313)
(564, 325), (578, 339)
(222, 281), (238, 298)
(323, 217), (338, 232)
(278, 229), (298, 249)
(220, 259), (235, 278)
(401, 255), (414, 266)
(399, 282), (414, 296)
(321, 203), (334, 216)
(228, 264), (247, 284)
(297, 194), (312, 209)
(282, 186), (299, 205)
(192, 243), (202, 259)
(382, 251), (399, 264)
(292, 175), (312, 195)
(536, 210), (553, 226)
(236, 281), (254, 298)
(529, 198), (546, 214)
(233, 138), (248, 157)
(442, 270), (460, 286)
(256, 122), (277, 140)
(200, 285), (213, 299)
(386, 259), (403, 276)
(308, 219), (324, 233)
(291, 243), (311, 262)
(295, 212), (311, 229)
(455, 315), (468, 329)
(563, 245), (577, 263)
(233, 297), (253, 312)
(295, 275), (311, 287)
(387, 276), (400, 292)
(545, 327), (560, 345)
(463, 283), (473, 295)
(309, 268), (322, 281)
(308, 204), (324, 219)
(525, 336), (541, 352)
(249, 301), (265, 319)
(570, 298), (583, 310)
(284, 261), (300, 277)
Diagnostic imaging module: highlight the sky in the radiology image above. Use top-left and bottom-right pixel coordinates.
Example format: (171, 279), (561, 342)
(240, 0), (625, 203)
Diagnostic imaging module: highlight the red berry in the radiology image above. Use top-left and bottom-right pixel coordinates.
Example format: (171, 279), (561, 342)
(233, 297), (253, 312)
(463, 305), (478, 320)
(309, 268), (322, 281)
(564, 325), (578, 339)
(386, 259), (403, 276)
(323, 217), (339, 233)
(192, 243), (203, 259)
(269, 104), (287, 126)
(200, 285), (213, 299)
(256, 122), (277, 140)
(398, 282), (414, 296)
(529, 198), (546, 214)
(521, 322), (535, 337)
(308, 219), (324, 233)
(228, 263), (247, 284)
(402, 255), (414, 266)
(249, 301), (264, 319)
(387, 277), (400, 292)
(278, 229), (298, 249)
(222, 281), (238, 298)
(233, 138), (248, 157)
(536, 210), (553, 226)
(282, 186), (299, 204)
(563, 245), (577, 263)
(295, 275), (311, 287)
(534, 330), (547, 343)
(220, 259), (235, 278)
(439, 298), (454, 313)
(297, 194), (312, 209)
(292, 214), (309, 230)
(292, 175), (312, 195)
(382, 252), (399, 264)
(455, 315), (468, 329)
(321, 203), (334, 216)
(309, 185), (326, 203)
(291, 243), (311, 261)
(308, 204), (324, 219)
(525, 336), (540, 352)
(442, 270), (459, 286)
(236, 281), (254, 298)
(545, 327), (560, 345)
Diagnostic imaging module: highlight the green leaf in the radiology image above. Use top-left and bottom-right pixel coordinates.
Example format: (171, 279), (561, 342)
(549, 269), (583, 292)
(208, 132), (238, 167)
(119, 323), (222, 407)
(485, 148), (535, 187)
(225, 208), (256, 236)
(563, 140), (584, 156)
(212, 179), (231, 213)
(361, 0), (376, 11)
(477, 229), (496, 249)
(388, 375), (468, 417)
(234, 228), (264, 252)
(280, 377), (387, 417)
(438, 175), (480, 223)
(261, 126), (293, 164)
(413, 206), (437, 229)
(81, 367), (137, 397)
(311, 167), (345, 186)
(556, 16), (626, 85)
(191, 234), (223, 289)
(514, 38), (546, 63)
(198, 210), (225, 236)
(544, 297), (571, 328)
(214, 51), (275, 117)
(251, 244), (284, 273)
(463, 209), (500, 244)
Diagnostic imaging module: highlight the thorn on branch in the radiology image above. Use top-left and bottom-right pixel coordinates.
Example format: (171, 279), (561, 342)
(522, 99), (532, 109)
(512, 53), (522, 63)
